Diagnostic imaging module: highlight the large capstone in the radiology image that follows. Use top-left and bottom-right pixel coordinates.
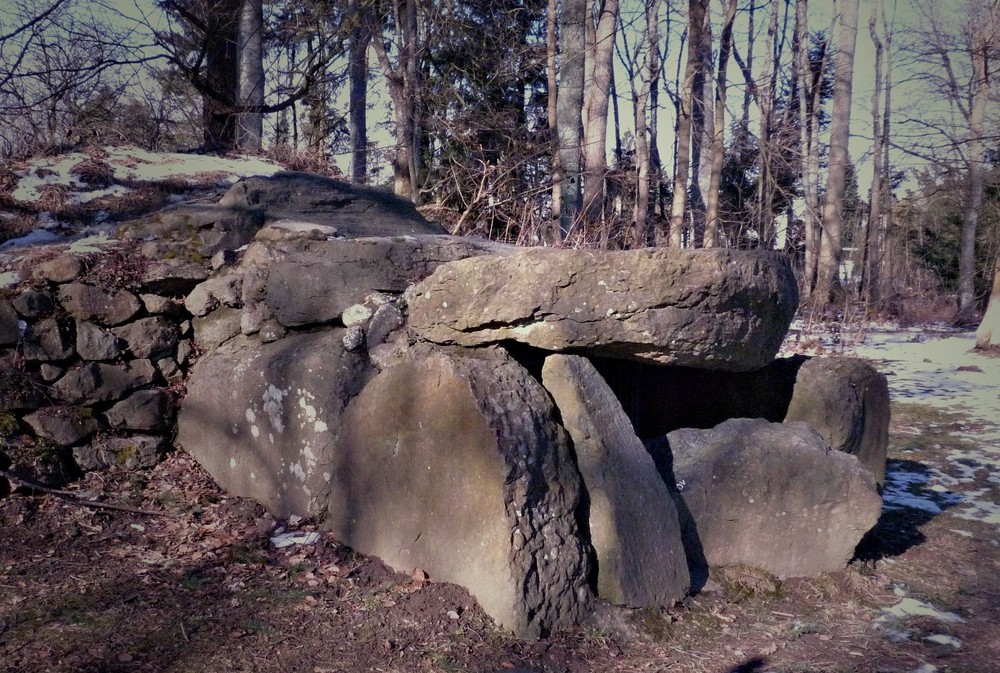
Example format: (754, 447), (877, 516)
(177, 331), (374, 518)
(408, 247), (798, 369)
(330, 344), (592, 638)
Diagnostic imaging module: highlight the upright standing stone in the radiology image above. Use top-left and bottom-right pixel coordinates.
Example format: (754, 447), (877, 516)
(541, 354), (690, 607)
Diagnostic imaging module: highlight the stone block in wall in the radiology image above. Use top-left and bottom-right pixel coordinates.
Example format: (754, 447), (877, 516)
(32, 255), (83, 284)
(185, 275), (243, 317)
(104, 390), (174, 432)
(140, 262), (209, 295)
(59, 283), (140, 326)
(73, 435), (168, 471)
(11, 288), (53, 319)
(76, 321), (122, 361)
(0, 300), (18, 345)
(0, 352), (46, 411)
(192, 307), (241, 352)
(112, 317), (179, 360)
(23, 318), (75, 362)
(141, 294), (186, 317)
(23, 406), (99, 446)
(52, 360), (157, 405)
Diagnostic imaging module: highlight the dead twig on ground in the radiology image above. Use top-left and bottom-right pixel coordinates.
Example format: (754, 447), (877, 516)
(0, 469), (174, 517)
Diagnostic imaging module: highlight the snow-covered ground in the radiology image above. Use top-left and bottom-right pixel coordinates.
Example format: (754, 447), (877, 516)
(1, 147), (283, 253)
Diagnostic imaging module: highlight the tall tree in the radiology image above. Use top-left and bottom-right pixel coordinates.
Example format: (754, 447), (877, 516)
(704, 0), (738, 247)
(861, 0), (886, 306)
(669, 0), (707, 248)
(957, 1), (997, 323)
(236, 0), (264, 150)
(347, 0), (371, 183)
(581, 0), (620, 227)
(557, 0), (587, 237)
(371, 0), (422, 202)
(815, 0), (860, 304)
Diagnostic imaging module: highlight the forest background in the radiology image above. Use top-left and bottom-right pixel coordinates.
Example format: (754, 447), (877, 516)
(1, 0), (999, 327)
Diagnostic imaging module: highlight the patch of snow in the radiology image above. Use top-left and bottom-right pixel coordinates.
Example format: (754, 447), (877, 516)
(0, 228), (63, 250)
(925, 634), (962, 648)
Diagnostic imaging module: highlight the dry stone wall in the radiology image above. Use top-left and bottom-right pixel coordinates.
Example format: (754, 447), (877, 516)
(0, 250), (203, 481)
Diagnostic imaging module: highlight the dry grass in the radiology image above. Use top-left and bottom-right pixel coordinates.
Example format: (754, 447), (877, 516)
(69, 158), (115, 187)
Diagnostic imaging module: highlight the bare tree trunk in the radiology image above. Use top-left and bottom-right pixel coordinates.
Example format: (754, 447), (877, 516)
(557, 0), (587, 238)
(203, 0), (241, 152)
(348, 2), (371, 184)
(669, 0), (706, 248)
(958, 7), (994, 324)
(547, 0), (563, 243)
(648, 5), (664, 222)
(861, 0), (884, 305)
(689, 5), (712, 246)
(704, 0), (737, 248)
(741, 0), (755, 130)
(236, 0), (264, 151)
(371, 0), (422, 203)
(755, 0), (780, 249)
(630, 0), (661, 248)
(878, 3), (894, 302)
(816, 0), (859, 305)
(582, 0), (619, 227)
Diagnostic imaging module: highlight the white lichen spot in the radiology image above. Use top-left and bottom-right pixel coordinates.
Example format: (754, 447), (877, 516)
(323, 472), (331, 482)
(290, 462), (307, 482)
(512, 323), (544, 337)
(245, 408), (256, 423)
(299, 396), (318, 420)
(342, 304), (372, 326)
(262, 384), (288, 433)
(250, 425), (260, 439)
(314, 420), (328, 433)
(229, 457), (237, 468)
(250, 472), (257, 480)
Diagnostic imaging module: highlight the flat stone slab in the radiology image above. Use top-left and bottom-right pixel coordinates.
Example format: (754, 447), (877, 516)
(408, 247), (798, 370)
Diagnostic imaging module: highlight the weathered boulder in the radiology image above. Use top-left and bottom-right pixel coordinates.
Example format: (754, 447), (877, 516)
(74, 435), (168, 471)
(23, 406), (99, 446)
(332, 344), (591, 638)
(58, 283), (141, 326)
(245, 235), (513, 328)
(105, 390), (174, 432)
(663, 418), (882, 580)
(52, 360), (158, 405)
(76, 320), (123, 361)
(541, 354), (689, 607)
(177, 330), (374, 518)
(408, 248), (798, 369)
(784, 356), (890, 485)
(22, 318), (74, 362)
(219, 172), (447, 238)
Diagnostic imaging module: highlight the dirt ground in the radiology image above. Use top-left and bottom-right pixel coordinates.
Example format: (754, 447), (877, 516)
(2, 399), (999, 673)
